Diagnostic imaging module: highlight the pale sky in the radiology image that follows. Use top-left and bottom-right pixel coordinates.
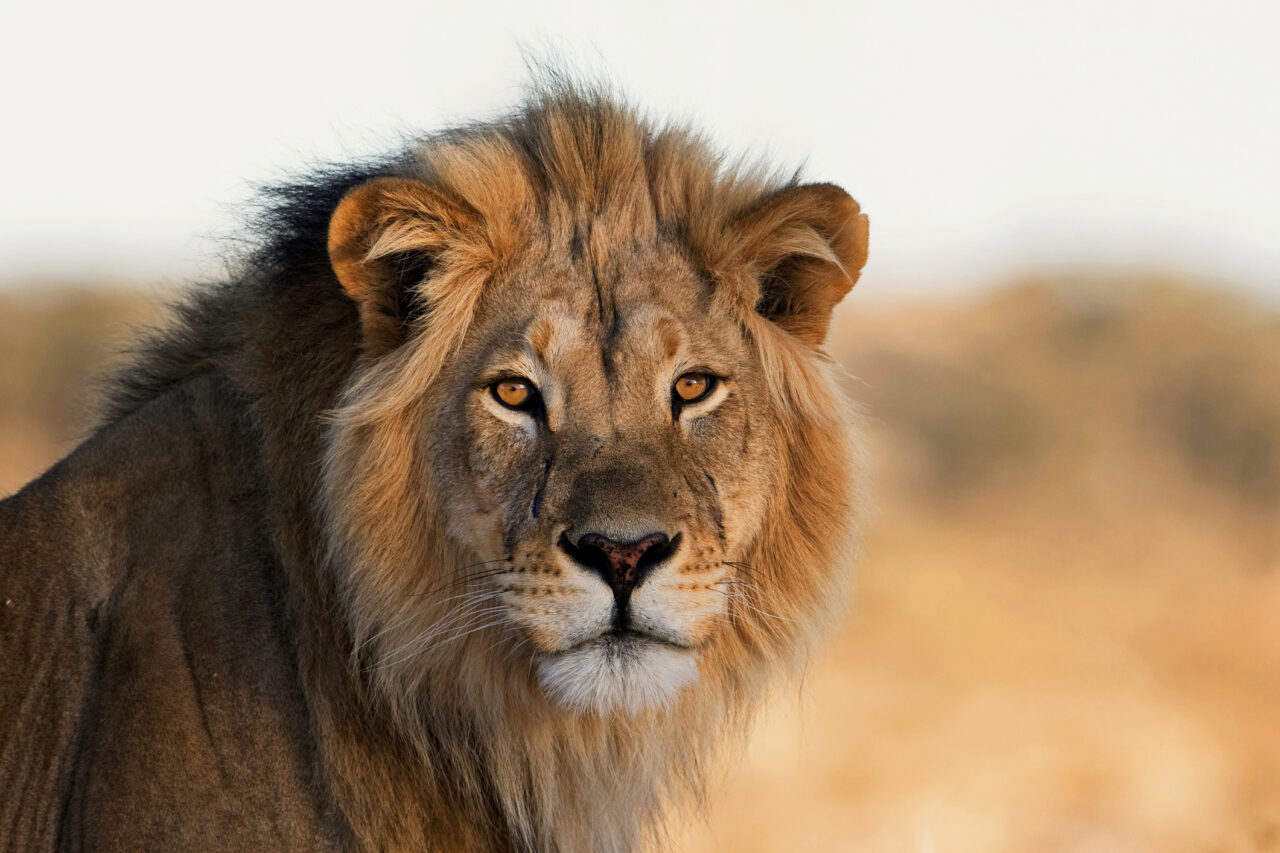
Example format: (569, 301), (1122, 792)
(2, 0), (1277, 300)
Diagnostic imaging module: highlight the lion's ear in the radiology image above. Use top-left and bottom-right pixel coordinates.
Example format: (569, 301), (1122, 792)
(328, 177), (478, 355)
(733, 183), (869, 346)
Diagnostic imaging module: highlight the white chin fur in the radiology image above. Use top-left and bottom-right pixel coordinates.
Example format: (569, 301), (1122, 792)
(537, 636), (700, 715)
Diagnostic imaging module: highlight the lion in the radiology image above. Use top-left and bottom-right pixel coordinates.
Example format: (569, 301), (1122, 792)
(0, 83), (868, 852)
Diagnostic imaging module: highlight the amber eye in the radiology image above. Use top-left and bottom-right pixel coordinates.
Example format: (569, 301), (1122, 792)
(673, 372), (715, 404)
(491, 378), (539, 411)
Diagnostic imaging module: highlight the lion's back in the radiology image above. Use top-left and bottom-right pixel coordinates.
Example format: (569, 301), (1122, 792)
(0, 371), (333, 850)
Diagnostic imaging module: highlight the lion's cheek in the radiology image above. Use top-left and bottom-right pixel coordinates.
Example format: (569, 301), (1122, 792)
(628, 580), (728, 648)
(716, 425), (780, 557)
(504, 581), (614, 652)
(720, 480), (772, 558)
(436, 420), (542, 557)
(444, 505), (506, 561)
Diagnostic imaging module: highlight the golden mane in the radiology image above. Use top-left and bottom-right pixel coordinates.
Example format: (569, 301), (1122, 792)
(319, 88), (867, 850)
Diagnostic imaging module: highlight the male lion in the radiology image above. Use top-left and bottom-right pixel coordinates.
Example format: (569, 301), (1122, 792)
(0, 85), (868, 851)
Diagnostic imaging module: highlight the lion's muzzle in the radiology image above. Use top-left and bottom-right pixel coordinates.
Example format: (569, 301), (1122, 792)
(557, 530), (680, 630)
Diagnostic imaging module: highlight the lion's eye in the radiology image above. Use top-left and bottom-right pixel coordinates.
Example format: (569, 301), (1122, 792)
(673, 373), (715, 404)
(492, 378), (539, 411)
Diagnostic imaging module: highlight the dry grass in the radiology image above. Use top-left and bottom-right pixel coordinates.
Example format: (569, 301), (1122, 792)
(2, 276), (1277, 851)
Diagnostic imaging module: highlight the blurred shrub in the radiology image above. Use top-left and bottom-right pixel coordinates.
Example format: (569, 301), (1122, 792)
(1149, 358), (1280, 507)
(854, 351), (1050, 499)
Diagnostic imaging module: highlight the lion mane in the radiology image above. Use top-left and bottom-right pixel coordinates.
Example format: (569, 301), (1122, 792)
(0, 83), (868, 852)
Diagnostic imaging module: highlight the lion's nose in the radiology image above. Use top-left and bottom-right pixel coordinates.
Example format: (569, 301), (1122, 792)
(558, 531), (679, 601)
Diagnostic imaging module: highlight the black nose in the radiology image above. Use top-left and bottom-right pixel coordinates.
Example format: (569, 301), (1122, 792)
(558, 531), (679, 609)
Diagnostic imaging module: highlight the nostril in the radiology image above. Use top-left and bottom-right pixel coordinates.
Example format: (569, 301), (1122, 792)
(634, 532), (679, 578)
(558, 530), (681, 593)
(557, 531), (614, 579)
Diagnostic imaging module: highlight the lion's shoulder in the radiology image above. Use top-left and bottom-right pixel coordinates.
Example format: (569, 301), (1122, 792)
(0, 371), (331, 848)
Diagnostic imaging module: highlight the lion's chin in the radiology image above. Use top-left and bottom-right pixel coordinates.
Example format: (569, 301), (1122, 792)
(536, 633), (700, 716)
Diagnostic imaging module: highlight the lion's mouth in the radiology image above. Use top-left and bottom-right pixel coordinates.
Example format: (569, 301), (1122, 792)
(554, 628), (689, 658)
(536, 629), (701, 714)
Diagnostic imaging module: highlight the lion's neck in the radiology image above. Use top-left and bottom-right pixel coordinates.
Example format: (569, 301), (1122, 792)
(289, 673), (721, 852)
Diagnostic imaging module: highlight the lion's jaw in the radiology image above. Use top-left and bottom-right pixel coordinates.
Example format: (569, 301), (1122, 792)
(537, 634), (701, 715)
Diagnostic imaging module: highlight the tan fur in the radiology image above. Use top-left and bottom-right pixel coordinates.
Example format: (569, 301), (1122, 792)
(0, 85), (867, 852)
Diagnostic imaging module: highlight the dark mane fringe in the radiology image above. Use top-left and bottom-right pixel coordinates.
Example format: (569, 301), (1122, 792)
(99, 157), (402, 425)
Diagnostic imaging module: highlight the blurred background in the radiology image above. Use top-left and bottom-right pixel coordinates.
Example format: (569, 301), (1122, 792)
(2, 1), (1278, 850)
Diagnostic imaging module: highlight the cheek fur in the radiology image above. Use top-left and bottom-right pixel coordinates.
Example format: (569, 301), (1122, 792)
(427, 397), (541, 555)
(468, 419), (526, 485)
(688, 387), (777, 555)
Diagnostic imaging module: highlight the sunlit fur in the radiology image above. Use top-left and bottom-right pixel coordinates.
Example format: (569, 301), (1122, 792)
(310, 83), (869, 852)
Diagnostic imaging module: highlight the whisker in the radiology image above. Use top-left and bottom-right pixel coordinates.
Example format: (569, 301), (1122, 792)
(724, 561), (768, 582)
(357, 591), (503, 652)
(710, 578), (753, 588)
(502, 635), (533, 669)
(710, 587), (793, 643)
(416, 618), (511, 657)
(370, 603), (509, 669)
(399, 565), (521, 601)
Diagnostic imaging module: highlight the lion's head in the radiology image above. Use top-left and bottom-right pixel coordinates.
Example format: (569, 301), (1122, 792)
(317, 88), (866, 848)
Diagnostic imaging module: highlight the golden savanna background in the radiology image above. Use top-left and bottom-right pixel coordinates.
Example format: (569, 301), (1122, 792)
(2, 274), (1277, 851)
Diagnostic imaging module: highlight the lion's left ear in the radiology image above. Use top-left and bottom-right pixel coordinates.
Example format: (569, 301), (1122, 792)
(328, 177), (480, 355)
(732, 183), (869, 346)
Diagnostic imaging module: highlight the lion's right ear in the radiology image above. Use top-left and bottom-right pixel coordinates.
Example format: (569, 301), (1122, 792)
(328, 177), (479, 355)
(731, 183), (869, 347)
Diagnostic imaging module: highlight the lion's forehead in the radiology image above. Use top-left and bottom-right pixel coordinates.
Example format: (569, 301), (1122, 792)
(493, 254), (742, 367)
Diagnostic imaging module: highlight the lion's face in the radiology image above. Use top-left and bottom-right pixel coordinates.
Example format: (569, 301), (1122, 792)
(323, 117), (867, 727)
(426, 244), (776, 713)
